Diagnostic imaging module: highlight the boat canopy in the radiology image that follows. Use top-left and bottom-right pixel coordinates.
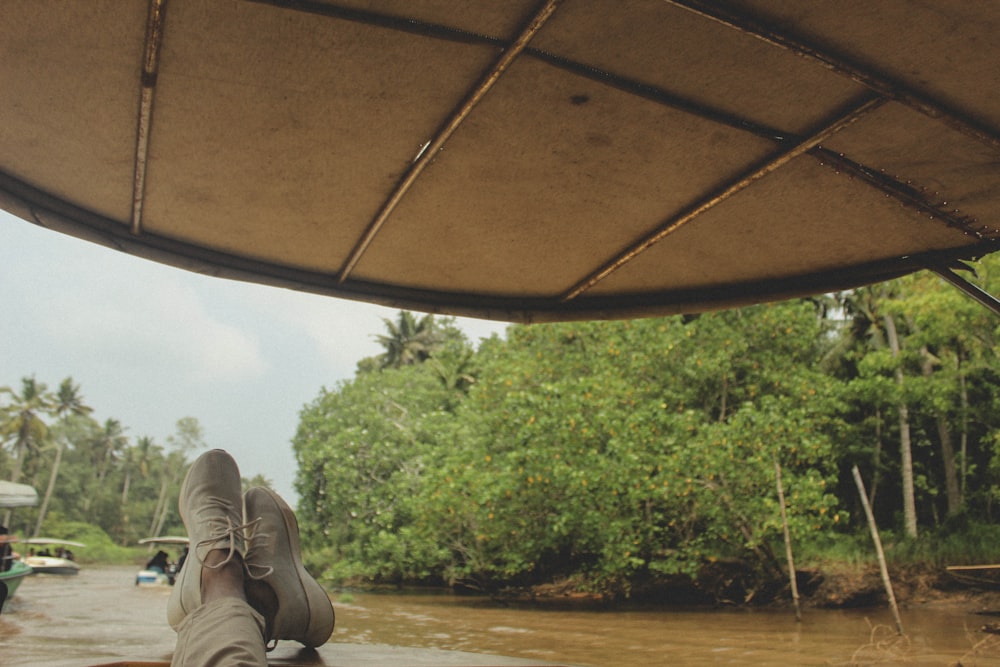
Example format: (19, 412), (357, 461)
(20, 538), (87, 549)
(138, 537), (190, 546)
(0, 482), (39, 510)
(1, 2), (998, 322)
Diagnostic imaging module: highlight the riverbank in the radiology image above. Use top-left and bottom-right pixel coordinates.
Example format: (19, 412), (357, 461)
(485, 561), (1000, 614)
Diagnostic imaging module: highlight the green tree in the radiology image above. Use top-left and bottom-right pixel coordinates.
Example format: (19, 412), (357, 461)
(294, 362), (455, 582)
(150, 418), (205, 537)
(34, 378), (91, 536)
(122, 436), (157, 508)
(0, 376), (53, 486)
(243, 473), (274, 492)
(82, 419), (129, 513)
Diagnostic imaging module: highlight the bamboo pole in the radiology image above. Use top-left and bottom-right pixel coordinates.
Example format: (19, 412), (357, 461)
(852, 465), (904, 635)
(774, 456), (801, 621)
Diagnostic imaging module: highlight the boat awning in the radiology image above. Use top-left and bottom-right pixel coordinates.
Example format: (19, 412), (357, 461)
(1, 1), (998, 322)
(20, 538), (87, 549)
(138, 536), (190, 546)
(0, 482), (39, 510)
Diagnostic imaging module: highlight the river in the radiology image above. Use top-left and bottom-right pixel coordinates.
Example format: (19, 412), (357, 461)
(2, 566), (1000, 666)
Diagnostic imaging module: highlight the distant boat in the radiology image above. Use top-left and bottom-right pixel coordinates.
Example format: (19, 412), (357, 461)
(21, 538), (86, 575)
(0, 480), (39, 610)
(0, 558), (32, 608)
(136, 536), (189, 587)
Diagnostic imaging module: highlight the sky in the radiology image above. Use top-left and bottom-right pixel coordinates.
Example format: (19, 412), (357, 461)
(0, 210), (508, 505)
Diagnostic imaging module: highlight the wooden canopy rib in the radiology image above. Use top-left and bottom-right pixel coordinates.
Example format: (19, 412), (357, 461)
(561, 93), (886, 302)
(668, 0), (1000, 151)
(131, 0), (168, 236)
(336, 0), (561, 284)
(249, 0), (506, 47)
(814, 148), (989, 239)
(526, 48), (789, 143)
(260, 0), (791, 144)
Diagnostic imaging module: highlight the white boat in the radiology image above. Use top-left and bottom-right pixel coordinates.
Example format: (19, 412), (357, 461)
(21, 538), (86, 575)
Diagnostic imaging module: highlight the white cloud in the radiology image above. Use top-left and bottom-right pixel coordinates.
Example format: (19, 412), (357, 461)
(26, 251), (267, 385)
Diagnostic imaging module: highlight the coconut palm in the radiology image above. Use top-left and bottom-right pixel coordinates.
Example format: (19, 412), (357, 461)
(0, 376), (54, 524)
(375, 311), (445, 368)
(121, 435), (156, 507)
(81, 418), (128, 512)
(0, 377), (53, 483)
(834, 286), (919, 538)
(33, 378), (91, 536)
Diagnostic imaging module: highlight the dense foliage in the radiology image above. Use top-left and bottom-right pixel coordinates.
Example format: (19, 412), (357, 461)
(7, 260), (1000, 597)
(0, 384), (256, 550)
(293, 259), (1000, 597)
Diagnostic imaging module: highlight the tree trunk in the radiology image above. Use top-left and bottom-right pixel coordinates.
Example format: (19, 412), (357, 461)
(149, 473), (170, 537)
(884, 313), (918, 538)
(121, 468), (133, 507)
(719, 372), (728, 422)
(9, 419), (30, 482)
(958, 349), (970, 499)
(935, 420), (962, 517)
(152, 491), (172, 538)
(920, 347), (962, 517)
(33, 442), (63, 537)
(870, 408), (883, 507)
(3, 430), (30, 526)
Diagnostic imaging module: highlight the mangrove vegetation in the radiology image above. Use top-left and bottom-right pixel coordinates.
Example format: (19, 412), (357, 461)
(6, 260), (1000, 602)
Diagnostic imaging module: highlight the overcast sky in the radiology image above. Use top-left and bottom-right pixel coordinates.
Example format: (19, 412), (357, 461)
(0, 210), (508, 505)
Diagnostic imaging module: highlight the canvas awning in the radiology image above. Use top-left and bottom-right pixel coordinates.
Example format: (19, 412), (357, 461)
(0, 482), (39, 510)
(1, 1), (998, 322)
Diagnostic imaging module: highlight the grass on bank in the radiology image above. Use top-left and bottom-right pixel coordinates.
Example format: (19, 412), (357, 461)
(21, 518), (1000, 589)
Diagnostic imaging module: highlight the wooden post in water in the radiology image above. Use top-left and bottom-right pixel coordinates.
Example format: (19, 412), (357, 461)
(773, 456), (801, 621)
(852, 464), (904, 635)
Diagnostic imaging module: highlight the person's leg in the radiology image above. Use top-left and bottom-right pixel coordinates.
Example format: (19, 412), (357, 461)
(170, 555), (267, 667)
(167, 450), (267, 667)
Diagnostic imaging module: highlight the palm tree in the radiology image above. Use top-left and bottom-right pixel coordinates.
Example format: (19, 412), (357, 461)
(148, 419), (206, 538)
(882, 307), (918, 538)
(82, 419), (128, 512)
(375, 311), (445, 368)
(150, 450), (187, 538)
(120, 435), (159, 543)
(0, 376), (53, 524)
(33, 378), (91, 536)
(96, 419), (128, 485)
(122, 435), (155, 507)
(429, 348), (477, 394)
(836, 286), (918, 538)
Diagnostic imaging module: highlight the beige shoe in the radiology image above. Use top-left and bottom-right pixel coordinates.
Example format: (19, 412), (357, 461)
(167, 449), (247, 630)
(244, 486), (335, 648)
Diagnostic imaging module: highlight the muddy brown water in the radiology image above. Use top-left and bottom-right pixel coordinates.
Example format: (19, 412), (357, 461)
(2, 566), (1000, 666)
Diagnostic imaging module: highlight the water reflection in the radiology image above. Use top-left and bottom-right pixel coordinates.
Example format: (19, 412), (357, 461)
(334, 590), (1000, 666)
(3, 567), (1000, 666)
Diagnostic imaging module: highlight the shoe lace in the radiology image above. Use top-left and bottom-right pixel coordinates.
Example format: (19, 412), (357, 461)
(195, 516), (262, 570)
(243, 517), (276, 581)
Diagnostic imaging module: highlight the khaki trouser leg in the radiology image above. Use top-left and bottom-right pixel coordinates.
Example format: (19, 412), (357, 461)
(171, 597), (267, 667)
